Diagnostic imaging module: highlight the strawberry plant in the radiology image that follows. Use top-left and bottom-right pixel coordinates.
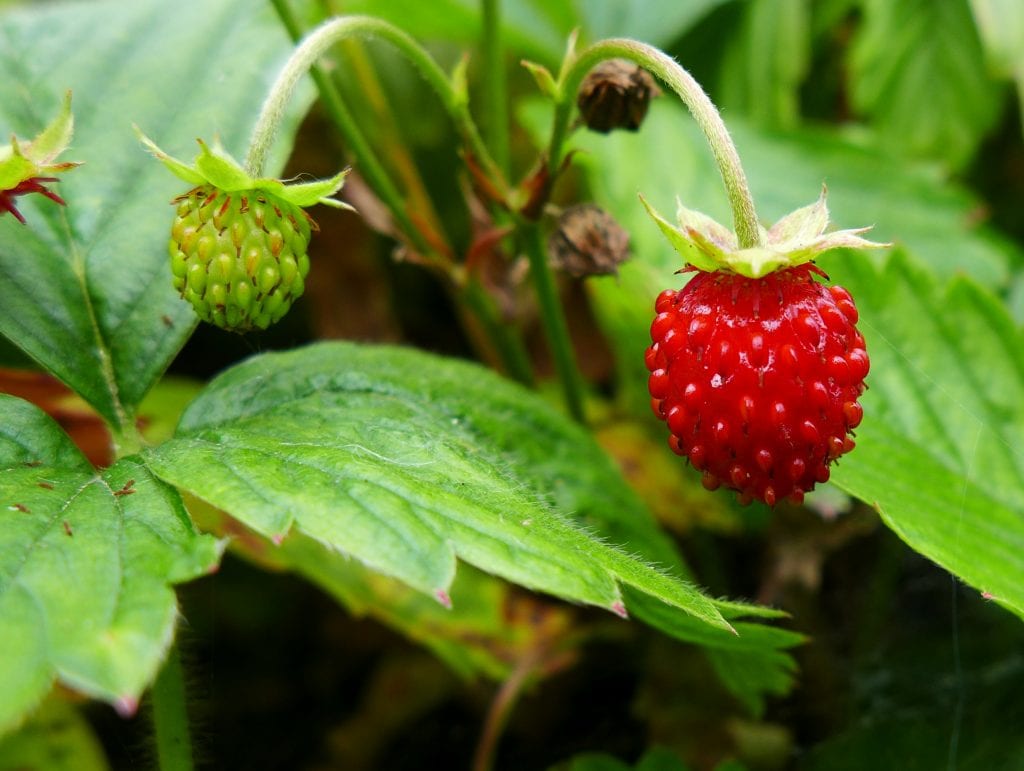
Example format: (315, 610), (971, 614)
(1, 1), (1023, 769)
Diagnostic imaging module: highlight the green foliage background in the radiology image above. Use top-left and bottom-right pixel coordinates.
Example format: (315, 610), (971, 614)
(1, 0), (1022, 768)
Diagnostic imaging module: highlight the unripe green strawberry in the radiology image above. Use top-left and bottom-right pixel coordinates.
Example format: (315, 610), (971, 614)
(138, 130), (350, 332)
(170, 185), (312, 331)
(641, 189), (888, 505)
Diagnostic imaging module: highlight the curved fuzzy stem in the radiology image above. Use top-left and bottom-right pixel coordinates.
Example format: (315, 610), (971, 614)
(267, 0), (431, 256)
(245, 14), (505, 196)
(522, 222), (586, 422)
(548, 38), (762, 249)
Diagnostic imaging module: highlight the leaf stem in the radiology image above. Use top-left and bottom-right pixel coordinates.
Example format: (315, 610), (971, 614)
(548, 39), (762, 249)
(522, 222), (585, 422)
(246, 14), (507, 199)
(471, 653), (537, 771)
(151, 644), (194, 771)
(481, 0), (510, 177)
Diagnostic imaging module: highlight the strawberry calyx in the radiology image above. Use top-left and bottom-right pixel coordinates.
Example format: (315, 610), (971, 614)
(640, 187), (889, 279)
(135, 128), (352, 212)
(0, 91), (81, 223)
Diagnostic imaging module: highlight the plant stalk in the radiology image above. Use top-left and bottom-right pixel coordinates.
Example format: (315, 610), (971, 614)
(151, 644), (194, 771)
(481, 0), (510, 177)
(471, 654), (537, 771)
(522, 222), (585, 422)
(266, 3), (532, 383)
(267, 0), (432, 256)
(548, 38), (762, 249)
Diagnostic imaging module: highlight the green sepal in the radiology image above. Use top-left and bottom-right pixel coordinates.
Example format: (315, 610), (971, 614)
(136, 128), (351, 210)
(521, 59), (561, 100)
(450, 53), (470, 110)
(0, 91), (80, 189)
(639, 194), (718, 273)
(642, 186), (889, 278)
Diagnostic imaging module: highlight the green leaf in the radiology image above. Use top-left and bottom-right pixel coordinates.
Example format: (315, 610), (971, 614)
(0, 394), (221, 736)
(0, 0), (312, 432)
(145, 342), (731, 632)
(180, 391), (798, 708)
(718, 0), (810, 130)
(0, 698), (109, 771)
(849, 0), (1003, 170)
(823, 250), (1024, 620)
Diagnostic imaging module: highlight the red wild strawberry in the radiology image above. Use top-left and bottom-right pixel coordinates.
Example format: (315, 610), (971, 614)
(640, 189), (887, 505)
(646, 265), (867, 505)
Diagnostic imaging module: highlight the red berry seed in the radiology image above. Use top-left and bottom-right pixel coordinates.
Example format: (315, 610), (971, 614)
(647, 265), (867, 505)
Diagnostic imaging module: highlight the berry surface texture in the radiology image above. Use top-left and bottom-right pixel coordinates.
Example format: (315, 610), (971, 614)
(170, 184), (312, 332)
(646, 265), (868, 506)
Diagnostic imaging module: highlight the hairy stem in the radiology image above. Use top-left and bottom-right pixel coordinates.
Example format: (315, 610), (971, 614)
(151, 644), (193, 771)
(548, 39), (762, 249)
(268, 0), (431, 255)
(246, 14), (506, 198)
(522, 222), (585, 422)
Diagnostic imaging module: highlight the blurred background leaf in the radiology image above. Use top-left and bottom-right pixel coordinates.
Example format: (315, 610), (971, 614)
(849, 0), (1003, 171)
(718, 0), (810, 130)
(0, 698), (109, 771)
(969, 0), (1024, 136)
(332, 0), (727, 64)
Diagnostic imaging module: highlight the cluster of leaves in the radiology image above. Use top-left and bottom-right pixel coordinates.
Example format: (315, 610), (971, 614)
(1, 0), (1022, 768)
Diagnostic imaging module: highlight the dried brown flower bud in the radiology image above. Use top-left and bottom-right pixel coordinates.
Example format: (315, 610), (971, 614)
(577, 59), (661, 133)
(549, 204), (630, 277)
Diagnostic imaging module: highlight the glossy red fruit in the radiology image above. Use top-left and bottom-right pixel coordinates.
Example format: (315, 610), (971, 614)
(645, 264), (867, 505)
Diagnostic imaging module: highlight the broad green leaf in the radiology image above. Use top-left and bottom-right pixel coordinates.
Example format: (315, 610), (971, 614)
(823, 251), (1024, 620)
(184, 402), (799, 712)
(0, 0), (312, 433)
(0, 395), (221, 736)
(0, 698), (109, 771)
(145, 342), (731, 631)
(520, 99), (1019, 406)
(849, 0), (1002, 170)
(718, 0), (810, 130)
